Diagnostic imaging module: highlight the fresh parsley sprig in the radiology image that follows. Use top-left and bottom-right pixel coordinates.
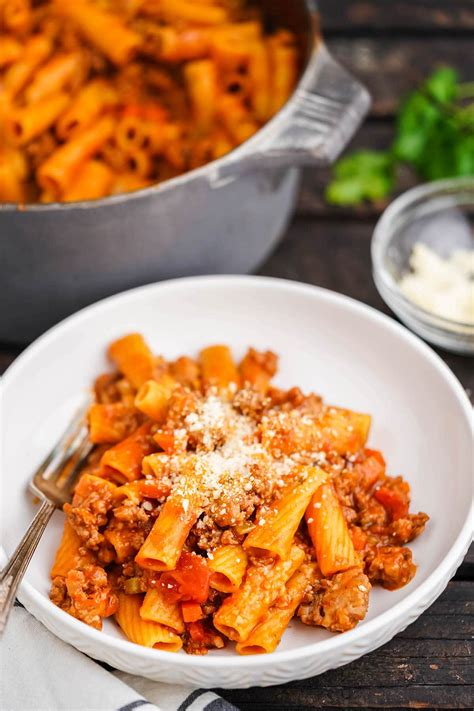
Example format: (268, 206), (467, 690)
(326, 67), (474, 207)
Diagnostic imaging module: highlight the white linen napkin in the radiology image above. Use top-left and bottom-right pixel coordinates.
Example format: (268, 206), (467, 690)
(0, 605), (238, 711)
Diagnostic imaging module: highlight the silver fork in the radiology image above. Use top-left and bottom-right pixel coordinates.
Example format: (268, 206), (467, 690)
(0, 397), (93, 635)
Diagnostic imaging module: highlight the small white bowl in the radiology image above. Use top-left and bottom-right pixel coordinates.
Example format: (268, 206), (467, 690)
(371, 177), (474, 355)
(1, 276), (472, 688)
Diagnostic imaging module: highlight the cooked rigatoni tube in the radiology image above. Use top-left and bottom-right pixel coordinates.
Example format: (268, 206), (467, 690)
(317, 407), (371, 456)
(62, 159), (113, 202)
(104, 522), (139, 563)
(72, 472), (118, 501)
(135, 459), (203, 571)
(2, 0), (32, 35)
(148, 26), (211, 62)
(108, 333), (156, 390)
(184, 59), (217, 131)
(141, 451), (171, 479)
(3, 34), (52, 98)
(0, 35), (22, 67)
(217, 94), (259, 145)
(248, 40), (271, 122)
(239, 348), (278, 394)
(140, 588), (185, 634)
(213, 544), (305, 642)
(261, 406), (371, 458)
(210, 21), (262, 68)
(54, 0), (141, 65)
(110, 172), (151, 195)
(123, 146), (152, 178)
(170, 356), (201, 390)
(209, 545), (248, 593)
(0, 147), (28, 202)
(306, 481), (361, 577)
(116, 114), (163, 153)
(268, 37), (299, 115)
(113, 481), (142, 505)
(212, 129), (234, 160)
(244, 467), (328, 559)
(135, 375), (176, 423)
(199, 344), (239, 391)
(56, 80), (118, 140)
(37, 115), (115, 197)
(88, 403), (137, 445)
(236, 563), (315, 654)
(100, 422), (154, 483)
(50, 521), (95, 578)
(24, 52), (83, 103)
(115, 593), (183, 651)
(6, 92), (69, 146)
(159, 0), (228, 26)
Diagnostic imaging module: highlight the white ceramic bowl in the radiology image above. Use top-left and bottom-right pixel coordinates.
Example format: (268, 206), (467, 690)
(1, 276), (472, 689)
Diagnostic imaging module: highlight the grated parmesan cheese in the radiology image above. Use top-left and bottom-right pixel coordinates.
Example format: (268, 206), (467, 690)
(399, 243), (474, 324)
(156, 386), (345, 540)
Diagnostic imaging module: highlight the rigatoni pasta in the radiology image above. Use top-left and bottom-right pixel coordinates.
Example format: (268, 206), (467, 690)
(49, 336), (429, 654)
(115, 593), (183, 651)
(236, 563), (314, 654)
(208, 544), (248, 593)
(0, 0), (300, 203)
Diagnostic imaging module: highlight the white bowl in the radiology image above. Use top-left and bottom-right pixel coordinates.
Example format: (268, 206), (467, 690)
(1, 276), (472, 689)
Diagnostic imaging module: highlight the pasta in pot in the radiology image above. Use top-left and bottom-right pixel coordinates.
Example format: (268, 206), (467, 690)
(0, 0), (300, 203)
(49, 335), (429, 655)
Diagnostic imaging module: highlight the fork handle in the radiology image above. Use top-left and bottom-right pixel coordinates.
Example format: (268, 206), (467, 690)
(0, 499), (56, 635)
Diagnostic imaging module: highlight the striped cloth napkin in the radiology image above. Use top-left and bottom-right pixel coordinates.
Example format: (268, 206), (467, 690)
(0, 605), (238, 711)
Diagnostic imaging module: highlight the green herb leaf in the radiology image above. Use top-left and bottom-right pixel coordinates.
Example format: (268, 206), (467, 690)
(424, 67), (459, 104)
(393, 93), (441, 165)
(326, 65), (474, 207)
(325, 150), (395, 206)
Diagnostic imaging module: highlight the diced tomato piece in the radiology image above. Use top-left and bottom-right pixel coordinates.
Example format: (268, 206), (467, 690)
(153, 431), (176, 453)
(188, 621), (206, 642)
(350, 526), (368, 551)
(160, 551), (211, 603)
(365, 449), (386, 468)
(181, 601), (204, 623)
(374, 486), (409, 520)
(356, 449), (386, 488)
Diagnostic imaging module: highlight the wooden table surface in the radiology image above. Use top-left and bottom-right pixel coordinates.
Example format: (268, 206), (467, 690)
(2, 1), (472, 709)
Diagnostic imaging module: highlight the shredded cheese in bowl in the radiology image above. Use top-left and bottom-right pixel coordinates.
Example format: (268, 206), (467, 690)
(398, 243), (474, 324)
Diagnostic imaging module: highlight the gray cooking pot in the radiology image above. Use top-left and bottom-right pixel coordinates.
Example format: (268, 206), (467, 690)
(0, 0), (370, 342)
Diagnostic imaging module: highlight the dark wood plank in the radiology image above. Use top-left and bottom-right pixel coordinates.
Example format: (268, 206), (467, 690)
(219, 583), (473, 709)
(458, 546), (474, 580)
(326, 38), (473, 117)
(319, 0), (474, 33)
(222, 685), (472, 710)
(297, 123), (416, 218)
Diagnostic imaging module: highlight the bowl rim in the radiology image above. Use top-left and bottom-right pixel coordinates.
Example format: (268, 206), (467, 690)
(2, 274), (473, 670)
(371, 176), (474, 332)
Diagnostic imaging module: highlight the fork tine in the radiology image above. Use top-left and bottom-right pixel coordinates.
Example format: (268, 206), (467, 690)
(34, 395), (92, 482)
(60, 439), (95, 497)
(44, 424), (90, 486)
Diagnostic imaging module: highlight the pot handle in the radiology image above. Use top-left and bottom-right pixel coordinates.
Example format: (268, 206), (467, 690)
(209, 44), (371, 183)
